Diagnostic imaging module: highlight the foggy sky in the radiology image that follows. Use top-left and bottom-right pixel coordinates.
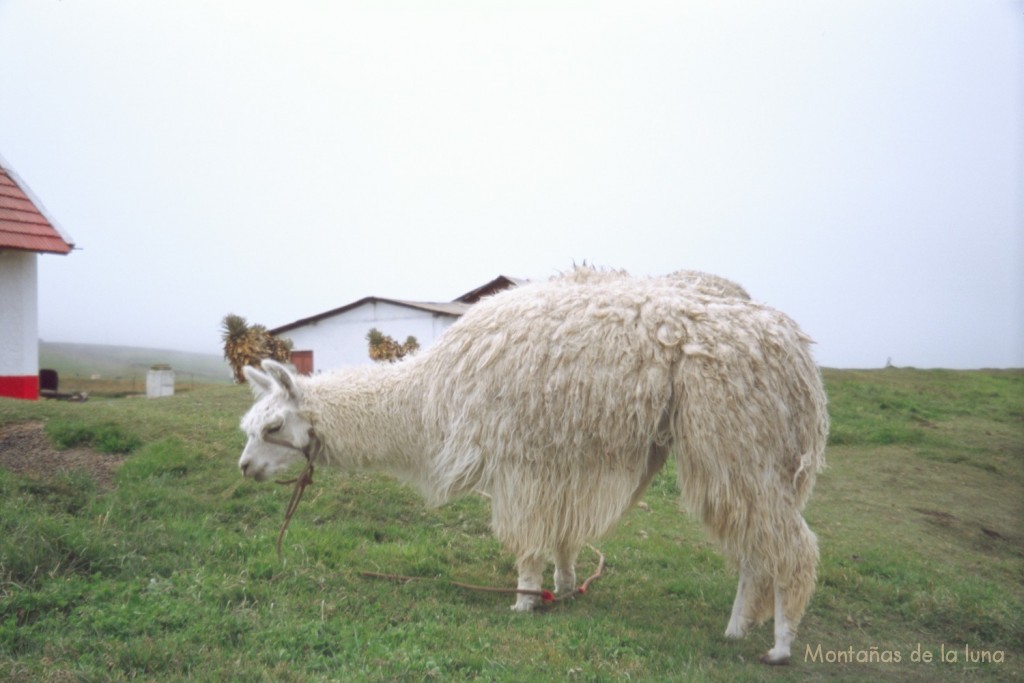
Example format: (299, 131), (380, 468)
(1, 1), (1021, 368)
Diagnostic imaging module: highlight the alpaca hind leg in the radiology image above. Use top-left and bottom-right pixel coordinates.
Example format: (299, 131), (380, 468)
(629, 439), (671, 508)
(725, 563), (755, 638)
(553, 545), (580, 596)
(761, 585), (794, 665)
(725, 563), (773, 638)
(512, 554), (546, 612)
(725, 564), (752, 638)
(761, 518), (818, 665)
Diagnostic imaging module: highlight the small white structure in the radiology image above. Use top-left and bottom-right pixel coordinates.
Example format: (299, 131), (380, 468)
(0, 155), (75, 400)
(270, 276), (525, 374)
(0, 251), (39, 397)
(146, 365), (174, 398)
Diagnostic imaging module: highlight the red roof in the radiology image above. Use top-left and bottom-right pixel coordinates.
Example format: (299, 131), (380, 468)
(0, 162), (74, 254)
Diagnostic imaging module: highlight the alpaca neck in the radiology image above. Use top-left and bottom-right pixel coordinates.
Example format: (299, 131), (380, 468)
(300, 363), (430, 485)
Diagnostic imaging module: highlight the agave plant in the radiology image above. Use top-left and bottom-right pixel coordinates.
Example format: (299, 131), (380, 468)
(367, 328), (419, 363)
(266, 334), (293, 364)
(222, 314), (293, 382)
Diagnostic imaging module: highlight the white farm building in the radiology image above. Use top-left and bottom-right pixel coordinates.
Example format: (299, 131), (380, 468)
(269, 275), (525, 374)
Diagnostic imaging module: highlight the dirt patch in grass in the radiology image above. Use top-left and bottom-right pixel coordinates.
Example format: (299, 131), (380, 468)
(0, 422), (123, 490)
(912, 507), (957, 527)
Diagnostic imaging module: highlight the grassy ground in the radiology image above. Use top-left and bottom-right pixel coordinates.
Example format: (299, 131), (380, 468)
(0, 368), (1021, 681)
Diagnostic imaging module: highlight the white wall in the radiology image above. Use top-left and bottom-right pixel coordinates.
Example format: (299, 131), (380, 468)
(283, 301), (460, 372)
(0, 250), (38, 376)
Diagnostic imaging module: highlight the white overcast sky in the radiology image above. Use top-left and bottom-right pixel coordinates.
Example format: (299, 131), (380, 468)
(1, 1), (1021, 368)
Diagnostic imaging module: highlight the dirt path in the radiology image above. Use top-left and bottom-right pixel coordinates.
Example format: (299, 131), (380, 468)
(0, 422), (124, 489)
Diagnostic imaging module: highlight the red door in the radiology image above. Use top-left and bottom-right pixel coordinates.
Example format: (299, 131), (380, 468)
(291, 350), (314, 375)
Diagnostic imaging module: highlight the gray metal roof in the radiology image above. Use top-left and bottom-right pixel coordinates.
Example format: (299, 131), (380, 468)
(453, 275), (530, 303)
(269, 275), (524, 336)
(269, 296), (471, 335)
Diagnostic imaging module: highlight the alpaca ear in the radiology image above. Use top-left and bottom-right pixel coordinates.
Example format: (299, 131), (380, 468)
(261, 359), (301, 402)
(243, 364), (274, 397)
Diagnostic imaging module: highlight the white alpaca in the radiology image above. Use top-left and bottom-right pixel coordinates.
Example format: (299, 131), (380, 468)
(238, 268), (828, 665)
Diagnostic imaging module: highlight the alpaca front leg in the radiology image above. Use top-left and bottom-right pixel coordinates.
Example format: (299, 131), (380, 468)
(553, 545), (580, 596)
(512, 555), (545, 612)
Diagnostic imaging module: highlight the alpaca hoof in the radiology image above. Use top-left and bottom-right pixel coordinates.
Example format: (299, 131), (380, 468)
(760, 651), (791, 666)
(510, 598), (536, 612)
(724, 621), (748, 639)
(724, 608), (754, 637)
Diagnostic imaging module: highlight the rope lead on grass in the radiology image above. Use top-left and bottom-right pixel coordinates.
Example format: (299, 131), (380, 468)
(360, 545), (605, 604)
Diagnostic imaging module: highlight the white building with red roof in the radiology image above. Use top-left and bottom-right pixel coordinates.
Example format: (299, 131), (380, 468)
(0, 155), (75, 399)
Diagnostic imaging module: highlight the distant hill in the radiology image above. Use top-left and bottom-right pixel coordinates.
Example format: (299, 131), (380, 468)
(39, 342), (232, 384)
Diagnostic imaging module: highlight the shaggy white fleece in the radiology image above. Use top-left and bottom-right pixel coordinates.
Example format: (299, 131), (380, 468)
(238, 267), (828, 665)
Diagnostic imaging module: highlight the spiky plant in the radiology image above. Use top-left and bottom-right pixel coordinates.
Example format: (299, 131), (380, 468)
(367, 328), (419, 363)
(402, 335), (420, 358)
(267, 335), (293, 363)
(222, 314), (254, 383)
(221, 315), (294, 382)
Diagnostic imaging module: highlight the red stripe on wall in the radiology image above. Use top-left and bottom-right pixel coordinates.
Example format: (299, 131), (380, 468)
(0, 375), (39, 400)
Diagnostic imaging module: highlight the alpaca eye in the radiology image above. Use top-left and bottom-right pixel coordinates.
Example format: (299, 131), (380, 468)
(265, 424), (283, 436)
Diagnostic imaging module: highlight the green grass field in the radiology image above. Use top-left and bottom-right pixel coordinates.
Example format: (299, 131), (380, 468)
(1, 368), (1021, 681)
(39, 342), (232, 395)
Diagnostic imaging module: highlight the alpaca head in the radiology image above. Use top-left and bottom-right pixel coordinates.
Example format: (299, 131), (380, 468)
(238, 359), (315, 481)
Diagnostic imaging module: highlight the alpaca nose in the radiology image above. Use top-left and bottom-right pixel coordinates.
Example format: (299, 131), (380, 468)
(240, 461), (250, 476)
